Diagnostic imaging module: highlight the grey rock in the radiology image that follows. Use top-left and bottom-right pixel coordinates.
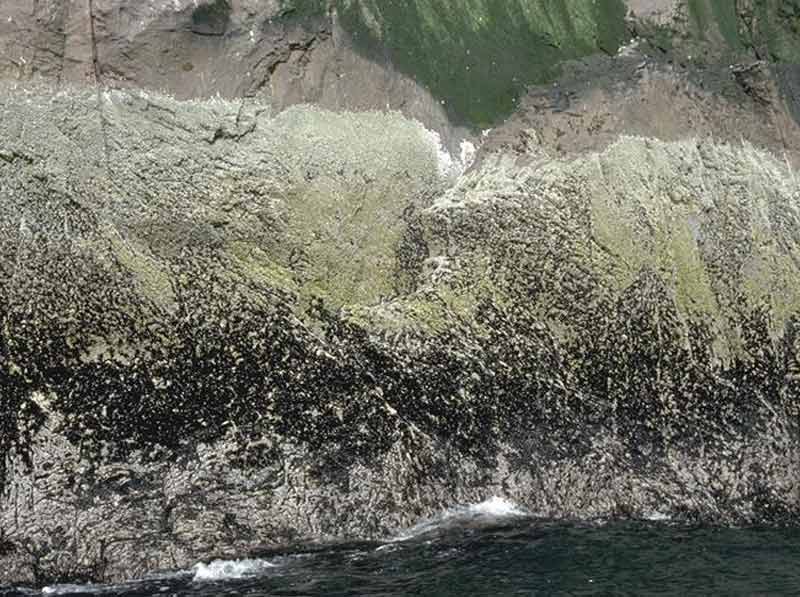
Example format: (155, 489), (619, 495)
(2, 0), (800, 589)
(0, 0), (464, 149)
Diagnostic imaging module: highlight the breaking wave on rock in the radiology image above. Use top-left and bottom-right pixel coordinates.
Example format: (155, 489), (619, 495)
(192, 558), (277, 582)
(38, 558), (281, 594)
(36, 498), (529, 594)
(41, 585), (103, 595)
(391, 496), (529, 542)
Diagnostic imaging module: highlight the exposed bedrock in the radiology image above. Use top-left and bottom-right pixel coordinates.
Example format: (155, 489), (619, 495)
(2, 0), (800, 589)
(1, 87), (800, 585)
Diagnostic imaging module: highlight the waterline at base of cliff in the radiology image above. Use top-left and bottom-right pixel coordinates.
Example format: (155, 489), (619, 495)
(10, 498), (800, 596)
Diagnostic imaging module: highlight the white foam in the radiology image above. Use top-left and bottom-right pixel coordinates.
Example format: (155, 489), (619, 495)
(460, 140), (476, 170)
(42, 586), (79, 595)
(392, 496), (528, 541)
(425, 128), (456, 178)
(192, 558), (275, 582)
(467, 496), (528, 517)
(643, 510), (671, 522)
(41, 572), (190, 595)
(420, 127), (474, 180)
(42, 585), (102, 595)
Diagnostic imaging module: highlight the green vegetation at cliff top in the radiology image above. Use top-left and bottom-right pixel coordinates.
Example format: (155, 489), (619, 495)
(276, 1), (800, 125)
(686, 0), (742, 48)
(335, 0), (627, 129)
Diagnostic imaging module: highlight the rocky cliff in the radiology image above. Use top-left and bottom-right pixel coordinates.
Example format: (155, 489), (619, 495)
(2, 0), (800, 587)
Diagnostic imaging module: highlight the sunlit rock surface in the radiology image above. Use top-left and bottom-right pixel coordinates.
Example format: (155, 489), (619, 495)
(2, 0), (800, 588)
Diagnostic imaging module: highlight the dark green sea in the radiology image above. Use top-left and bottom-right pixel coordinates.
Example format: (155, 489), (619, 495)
(8, 498), (800, 597)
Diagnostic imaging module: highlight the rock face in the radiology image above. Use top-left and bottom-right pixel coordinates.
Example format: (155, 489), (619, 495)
(0, 0), (462, 147)
(2, 0), (800, 588)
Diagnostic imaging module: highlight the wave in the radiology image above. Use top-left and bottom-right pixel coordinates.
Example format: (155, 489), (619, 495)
(192, 558), (276, 582)
(38, 500), (523, 592)
(391, 496), (529, 542)
(642, 511), (672, 522)
(40, 571), (191, 596)
(41, 585), (96, 595)
(36, 559), (276, 595)
(40, 583), (125, 595)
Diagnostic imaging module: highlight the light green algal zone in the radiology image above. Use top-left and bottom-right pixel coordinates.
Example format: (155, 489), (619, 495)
(269, 106), (449, 307)
(583, 137), (800, 343)
(409, 136), (800, 361)
(335, 0), (627, 128)
(0, 86), (455, 320)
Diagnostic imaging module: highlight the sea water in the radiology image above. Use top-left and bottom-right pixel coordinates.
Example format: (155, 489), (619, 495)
(8, 498), (800, 597)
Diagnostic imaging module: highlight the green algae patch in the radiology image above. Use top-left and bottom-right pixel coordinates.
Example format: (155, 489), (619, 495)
(226, 241), (299, 294)
(269, 106), (447, 309)
(429, 136), (800, 364)
(590, 196), (719, 321)
(337, 0), (627, 129)
(666, 220), (719, 318)
(347, 292), (464, 337)
(349, 279), (504, 338)
(739, 227), (800, 335)
(586, 136), (800, 350)
(288, 184), (406, 307)
(106, 232), (174, 307)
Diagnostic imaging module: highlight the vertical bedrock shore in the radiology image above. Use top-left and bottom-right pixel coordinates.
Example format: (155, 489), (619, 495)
(2, 0), (800, 588)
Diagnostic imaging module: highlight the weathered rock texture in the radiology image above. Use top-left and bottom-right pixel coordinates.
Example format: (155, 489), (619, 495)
(2, 0), (800, 589)
(0, 0), (465, 148)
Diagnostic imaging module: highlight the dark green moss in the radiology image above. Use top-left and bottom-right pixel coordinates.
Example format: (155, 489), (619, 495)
(337, 0), (627, 129)
(278, 0), (327, 19)
(686, 0), (710, 35)
(191, 0), (231, 36)
(686, 0), (741, 48)
(596, 0), (628, 55)
(709, 0), (742, 48)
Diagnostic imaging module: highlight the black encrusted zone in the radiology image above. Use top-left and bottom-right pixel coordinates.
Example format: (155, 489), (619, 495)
(1, 167), (799, 522)
(2, 237), (799, 516)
